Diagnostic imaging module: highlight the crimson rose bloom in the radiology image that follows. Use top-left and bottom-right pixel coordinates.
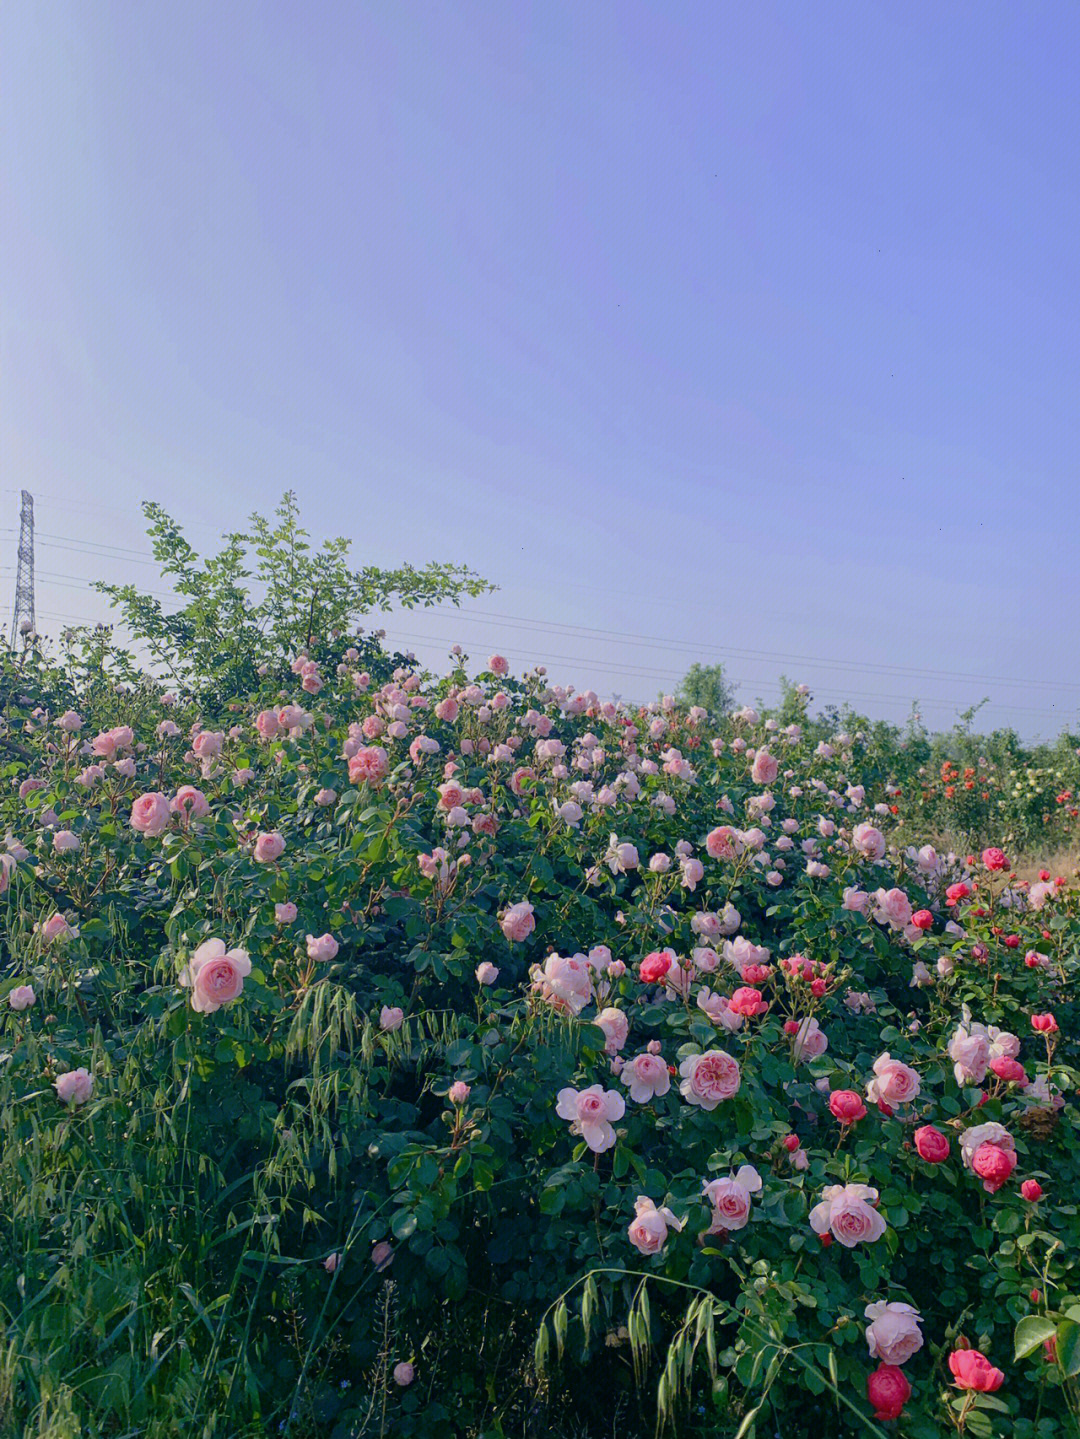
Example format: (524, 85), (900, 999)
(867, 1363), (911, 1421)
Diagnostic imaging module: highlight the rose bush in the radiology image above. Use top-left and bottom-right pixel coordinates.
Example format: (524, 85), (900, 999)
(0, 546), (1078, 1435)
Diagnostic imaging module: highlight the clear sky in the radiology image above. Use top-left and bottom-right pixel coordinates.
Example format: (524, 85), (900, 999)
(3, 1), (1079, 736)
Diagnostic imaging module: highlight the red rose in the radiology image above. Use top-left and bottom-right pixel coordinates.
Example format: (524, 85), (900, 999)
(867, 1363), (911, 1421)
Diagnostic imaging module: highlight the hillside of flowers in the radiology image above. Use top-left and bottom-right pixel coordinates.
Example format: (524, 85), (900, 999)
(1, 516), (1079, 1437)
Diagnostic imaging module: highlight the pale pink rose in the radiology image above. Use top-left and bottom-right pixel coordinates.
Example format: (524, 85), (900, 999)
(253, 832), (285, 864)
(500, 901), (535, 943)
(864, 1301), (924, 1366)
(627, 1195), (683, 1254)
(596, 1007), (630, 1054)
(348, 746), (389, 786)
(872, 888), (913, 929)
(8, 984), (35, 1011)
(306, 933), (339, 962)
(53, 830), (79, 853)
(949, 1026), (991, 1086)
(621, 1052), (671, 1103)
(172, 785), (210, 821)
(866, 1054), (921, 1107)
(39, 913), (75, 944)
(113, 757), (137, 779)
(393, 1362), (414, 1387)
(57, 710), (83, 733)
(852, 824), (887, 861)
(55, 1067), (94, 1105)
(255, 709), (282, 740)
(696, 988), (745, 1032)
(839, 886), (874, 909)
(751, 750), (779, 785)
(130, 792), (171, 837)
(533, 953), (592, 1015)
(379, 1006), (404, 1032)
(275, 903), (298, 924)
(448, 1081), (471, 1105)
(792, 1017), (828, 1063)
(157, 720), (181, 739)
(678, 1049), (741, 1109)
(680, 857), (705, 890)
(555, 1083), (625, 1152)
(180, 939), (252, 1014)
(475, 961), (500, 986)
(488, 654), (509, 676)
(809, 1183), (886, 1247)
(703, 1165), (762, 1232)
(192, 730), (224, 760)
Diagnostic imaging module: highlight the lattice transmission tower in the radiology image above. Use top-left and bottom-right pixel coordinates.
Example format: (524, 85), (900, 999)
(10, 489), (36, 650)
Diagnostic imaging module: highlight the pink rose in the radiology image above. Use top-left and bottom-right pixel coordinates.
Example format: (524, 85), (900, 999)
(808, 1183), (886, 1247)
(729, 986), (768, 1018)
(54, 1067), (94, 1106)
(448, 1081), (471, 1105)
(842, 887), (872, 914)
(705, 826), (739, 860)
(8, 984), (35, 1011)
(306, 933), (339, 962)
(39, 913), (75, 945)
(948, 1349), (1004, 1392)
(475, 961), (500, 986)
(253, 832), (285, 864)
(866, 1054), (921, 1107)
(751, 750), (779, 784)
(852, 823), (886, 861)
(872, 887), (912, 929)
(678, 1049), (741, 1109)
(380, 1005), (404, 1031)
(703, 1165), (762, 1232)
(172, 785), (210, 821)
(949, 1026), (990, 1086)
(914, 1125), (950, 1163)
(53, 830), (79, 853)
(180, 939), (252, 1013)
(596, 1007), (630, 1054)
(275, 903), (298, 924)
(555, 1083), (625, 1153)
(130, 792), (171, 837)
(627, 1195), (683, 1255)
(255, 709), (282, 740)
(393, 1362), (415, 1387)
(865, 1301), (923, 1365)
(981, 847), (1009, 872)
(532, 953), (592, 1015)
(828, 1090), (867, 1125)
(620, 1052), (671, 1103)
(639, 950), (673, 984)
(500, 901), (535, 943)
(971, 1142), (1017, 1194)
(488, 654), (509, 676)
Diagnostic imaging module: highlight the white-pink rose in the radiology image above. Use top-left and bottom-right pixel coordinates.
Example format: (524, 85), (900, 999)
(555, 1083), (625, 1153)
(864, 1300), (924, 1365)
(809, 1183), (886, 1247)
(621, 1052), (671, 1103)
(627, 1195), (683, 1255)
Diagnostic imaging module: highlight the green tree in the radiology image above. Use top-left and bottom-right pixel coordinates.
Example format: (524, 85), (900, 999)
(97, 491), (492, 704)
(675, 661), (736, 718)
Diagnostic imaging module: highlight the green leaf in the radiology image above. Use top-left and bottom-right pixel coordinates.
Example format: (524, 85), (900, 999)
(1015, 1314), (1057, 1359)
(1056, 1320), (1080, 1378)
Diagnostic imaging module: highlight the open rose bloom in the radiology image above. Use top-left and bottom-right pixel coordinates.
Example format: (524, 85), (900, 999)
(555, 1084), (625, 1153)
(809, 1183), (887, 1247)
(703, 1165), (762, 1233)
(180, 939), (252, 1014)
(627, 1195), (683, 1255)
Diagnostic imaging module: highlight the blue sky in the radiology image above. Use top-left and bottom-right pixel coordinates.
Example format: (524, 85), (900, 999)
(3, 1), (1079, 735)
